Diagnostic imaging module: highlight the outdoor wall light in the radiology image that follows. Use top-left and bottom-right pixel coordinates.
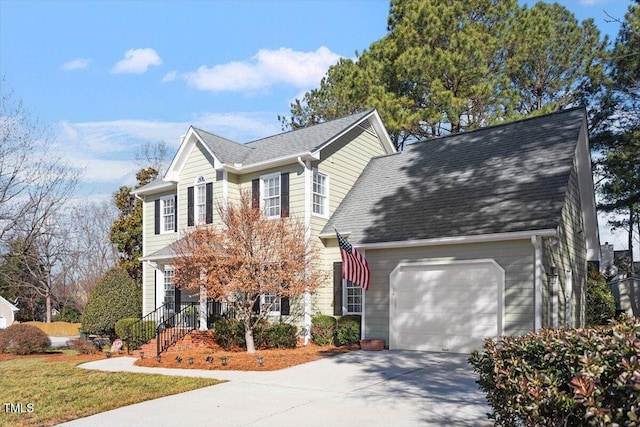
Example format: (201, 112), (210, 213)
(257, 356), (264, 366)
(175, 355), (183, 363)
(188, 357), (194, 365)
(547, 265), (559, 284)
(205, 356), (214, 363)
(220, 356), (228, 366)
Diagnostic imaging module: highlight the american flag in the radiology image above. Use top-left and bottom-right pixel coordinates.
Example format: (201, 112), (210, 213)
(336, 229), (370, 291)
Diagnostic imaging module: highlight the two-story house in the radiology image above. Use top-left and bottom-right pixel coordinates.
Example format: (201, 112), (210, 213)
(135, 107), (600, 354)
(134, 109), (395, 340)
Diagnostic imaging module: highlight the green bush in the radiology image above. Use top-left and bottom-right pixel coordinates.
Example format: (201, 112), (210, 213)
(115, 318), (155, 349)
(311, 315), (337, 346)
(469, 316), (640, 426)
(213, 318), (245, 349)
(81, 267), (141, 339)
(336, 315), (361, 346)
(67, 338), (101, 354)
(265, 323), (298, 348)
(586, 264), (616, 326)
(0, 324), (51, 355)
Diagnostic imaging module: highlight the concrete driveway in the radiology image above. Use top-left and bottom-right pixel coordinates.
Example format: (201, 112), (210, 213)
(59, 350), (491, 427)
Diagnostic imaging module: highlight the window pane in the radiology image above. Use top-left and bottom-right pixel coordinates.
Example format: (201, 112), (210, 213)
(262, 175), (280, 218)
(196, 184), (206, 224)
(162, 198), (175, 232)
(345, 280), (362, 313)
(312, 171), (327, 215)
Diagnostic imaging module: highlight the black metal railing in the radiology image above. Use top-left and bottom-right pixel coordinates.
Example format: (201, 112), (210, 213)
(125, 300), (231, 355)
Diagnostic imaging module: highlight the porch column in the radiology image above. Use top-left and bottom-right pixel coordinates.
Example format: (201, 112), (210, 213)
(199, 285), (207, 331)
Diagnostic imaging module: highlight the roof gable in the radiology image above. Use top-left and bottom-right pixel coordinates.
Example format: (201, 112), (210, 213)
(323, 108), (590, 246)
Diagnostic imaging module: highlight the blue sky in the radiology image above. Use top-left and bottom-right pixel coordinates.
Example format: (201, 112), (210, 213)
(0, 0), (635, 253)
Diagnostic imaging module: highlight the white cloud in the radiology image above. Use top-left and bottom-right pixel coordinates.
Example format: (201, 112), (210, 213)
(61, 58), (92, 71)
(111, 48), (163, 74)
(182, 47), (341, 93)
(162, 71), (177, 82)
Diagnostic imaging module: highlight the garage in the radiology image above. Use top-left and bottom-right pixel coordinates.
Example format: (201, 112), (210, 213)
(389, 260), (504, 353)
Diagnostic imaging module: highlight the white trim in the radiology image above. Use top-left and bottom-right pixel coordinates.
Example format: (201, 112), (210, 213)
(0, 295), (19, 312)
(260, 293), (281, 316)
(342, 279), (363, 315)
(222, 152), (320, 174)
(551, 267), (559, 328)
(361, 283), (366, 340)
(320, 229), (558, 248)
(389, 259), (505, 350)
(565, 269), (573, 327)
(576, 121), (600, 261)
(303, 160), (312, 344)
(531, 236), (543, 331)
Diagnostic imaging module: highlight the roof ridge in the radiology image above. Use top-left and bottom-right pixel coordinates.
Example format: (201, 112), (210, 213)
(192, 127), (245, 146)
(245, 108), (375, 146)
(409, 107), (585, 147)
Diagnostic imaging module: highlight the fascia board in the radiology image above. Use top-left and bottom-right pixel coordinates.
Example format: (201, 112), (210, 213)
(319, 229), (558, 249)
(221, 152), (319, 173)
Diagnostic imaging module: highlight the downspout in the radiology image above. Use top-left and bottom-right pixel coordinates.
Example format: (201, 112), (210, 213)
(531, 235), (543, 331)
(135, 193), (151, 316)
(298, 156), (312, 345)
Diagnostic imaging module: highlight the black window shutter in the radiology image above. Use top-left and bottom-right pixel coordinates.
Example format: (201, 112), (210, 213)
(187, 186), (194, 226)
(280, 172), (289, 218)
(252, 179), (260, 209)
(205, 182), (213, 224)
(154, 199), (161, 235)
(333, 262), (343, 316)
(280, 297), (290, 315)
(252, 296), (260, 314)
(174, 195), (178, 232)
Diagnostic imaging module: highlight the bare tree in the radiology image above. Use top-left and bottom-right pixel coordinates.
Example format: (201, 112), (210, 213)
(135, 141), (172, 177)
(172, 193), (323, 353)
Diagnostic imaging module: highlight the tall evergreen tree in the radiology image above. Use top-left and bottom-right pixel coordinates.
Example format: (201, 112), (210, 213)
(110, 167), (158, 284)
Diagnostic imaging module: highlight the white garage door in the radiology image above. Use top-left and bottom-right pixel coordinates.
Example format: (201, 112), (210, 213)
(390, 260), (504, 353)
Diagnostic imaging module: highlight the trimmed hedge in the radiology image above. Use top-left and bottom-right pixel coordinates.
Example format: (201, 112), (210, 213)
(336, 315), (361, 346)
(213, 318), (246, 349)
(311, 315), (336, 346)
(0, 324), (51, 354)
(81, 267), (141, 339)
(469, 316), (640, 426)
(265, 323), (297, 348)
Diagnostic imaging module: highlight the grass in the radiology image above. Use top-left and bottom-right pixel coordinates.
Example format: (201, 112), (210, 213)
(0, 353), (221, 427)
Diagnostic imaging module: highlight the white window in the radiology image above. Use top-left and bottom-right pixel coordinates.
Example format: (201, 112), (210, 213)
(312, 170), (328, 217)
(195, 176), (206, 225)
(261, 293), (281, 315)
(344, 280), (362, 314)
(164, 268), (175, 314)
(161, 196), (175, 233)
(261, 174), (280, 218)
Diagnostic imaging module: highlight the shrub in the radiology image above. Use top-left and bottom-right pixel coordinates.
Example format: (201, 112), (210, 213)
(53, 307), (82, 323)
(586, 264), (616, 326)
(265, 323), (298, 348)
(214, 318), (245, 349)
(67, 338), (101, 354)
(311, 315), (337, 346)
(81, 267), (141, 339)
(0, 324), (51, 355)
(336, 315), (361, 346)
(469, 316), (640, 426)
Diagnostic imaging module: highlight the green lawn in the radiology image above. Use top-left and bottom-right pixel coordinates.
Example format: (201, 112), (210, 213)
(0, 355), (221, 427)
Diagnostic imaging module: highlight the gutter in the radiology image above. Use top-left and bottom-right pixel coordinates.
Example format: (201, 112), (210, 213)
(221, 152), (320, 174)
(319, 229), (558, 249)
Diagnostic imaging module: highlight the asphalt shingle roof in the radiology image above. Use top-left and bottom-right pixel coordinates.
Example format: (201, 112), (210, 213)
(195, 109), (374, 165)
(322, 108), (586, 245)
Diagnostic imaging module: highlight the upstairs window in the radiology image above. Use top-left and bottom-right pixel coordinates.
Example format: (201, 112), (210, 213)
(195, 177), (207, 225)
(161, 196), (175, 232)
(312, 169), (328, 217)
(154, 195), (177, 235)
(262, 174), (281, 218)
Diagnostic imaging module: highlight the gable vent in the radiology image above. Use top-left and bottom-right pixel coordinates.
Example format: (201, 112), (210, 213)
(358, 119), (377, 136)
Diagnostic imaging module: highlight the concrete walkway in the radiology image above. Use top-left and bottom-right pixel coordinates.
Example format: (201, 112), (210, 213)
(58, 350), (492, 427)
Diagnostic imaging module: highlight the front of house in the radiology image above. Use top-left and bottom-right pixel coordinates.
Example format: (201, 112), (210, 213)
(136, 107), (600, 353)
(134, 110), (395, 340)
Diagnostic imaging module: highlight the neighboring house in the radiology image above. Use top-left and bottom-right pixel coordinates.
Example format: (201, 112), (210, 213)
(601, 243), (640, 316)
(134, 110), (395, 339)
(0, 295), (19, 329)
(322, 107), (599, 352)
